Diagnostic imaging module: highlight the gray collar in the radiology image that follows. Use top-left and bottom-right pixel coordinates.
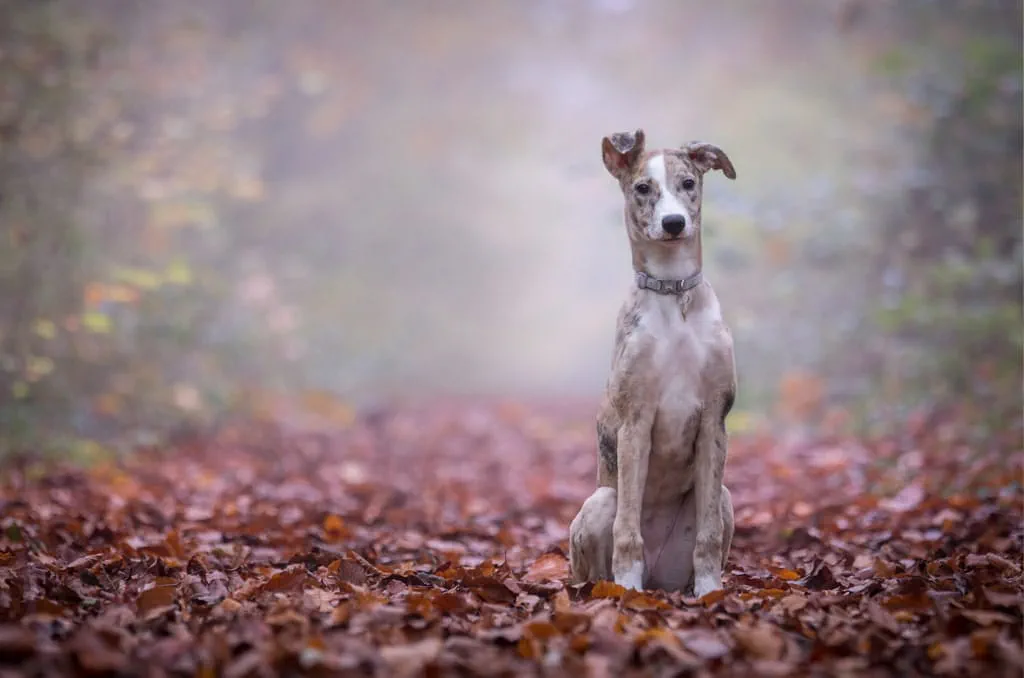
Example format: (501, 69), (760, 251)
(635, 270), (703, 295)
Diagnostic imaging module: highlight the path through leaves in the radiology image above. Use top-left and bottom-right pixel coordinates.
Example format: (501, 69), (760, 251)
(1, 400), (1021, 676)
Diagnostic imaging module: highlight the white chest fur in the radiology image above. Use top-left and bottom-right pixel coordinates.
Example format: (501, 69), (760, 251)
(638, 291), (720, 504)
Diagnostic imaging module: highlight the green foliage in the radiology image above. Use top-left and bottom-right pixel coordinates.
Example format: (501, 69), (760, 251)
(871, 48), (912, 78)
(865, 0), (1023, 429)
(0, 2), (292, 455)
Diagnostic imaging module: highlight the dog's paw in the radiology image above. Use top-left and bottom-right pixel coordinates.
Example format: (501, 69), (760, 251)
(613, 561), (645, 591)
(692, 574), (722, 599)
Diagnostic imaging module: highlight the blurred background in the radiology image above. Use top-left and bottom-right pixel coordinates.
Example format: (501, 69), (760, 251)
(0, 0), (1020, 455)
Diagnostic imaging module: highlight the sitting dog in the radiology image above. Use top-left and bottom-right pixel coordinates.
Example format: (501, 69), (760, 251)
(569, 129), (737, 598)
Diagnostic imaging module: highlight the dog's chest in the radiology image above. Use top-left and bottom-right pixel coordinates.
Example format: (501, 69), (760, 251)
(644, 297), (714, 495)
(645, 297), (713, 402)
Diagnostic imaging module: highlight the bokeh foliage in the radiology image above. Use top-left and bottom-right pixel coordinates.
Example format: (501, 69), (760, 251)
(0, 2), (101, 453)
(858, 0), (1022, 430)
(0, 0), (1020, 455)
(0, 2), (290, 455)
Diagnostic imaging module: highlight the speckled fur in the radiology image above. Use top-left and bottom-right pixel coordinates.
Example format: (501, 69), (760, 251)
(569, 129), (738, 597)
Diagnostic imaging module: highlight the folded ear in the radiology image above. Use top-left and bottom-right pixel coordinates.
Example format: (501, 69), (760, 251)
(682, 141), (736, 180)
(601, 129), (646, 182)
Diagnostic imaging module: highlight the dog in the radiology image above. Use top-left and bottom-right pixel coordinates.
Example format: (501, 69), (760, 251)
(569, 129), (737, 598)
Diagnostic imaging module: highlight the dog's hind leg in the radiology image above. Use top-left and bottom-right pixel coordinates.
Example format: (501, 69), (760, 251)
(569, 487), (616, 583)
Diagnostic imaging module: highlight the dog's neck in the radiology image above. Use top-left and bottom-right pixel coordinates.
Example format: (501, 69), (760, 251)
(630, 234), (702, 287)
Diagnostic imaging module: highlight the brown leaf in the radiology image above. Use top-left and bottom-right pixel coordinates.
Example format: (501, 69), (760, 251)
(879, 484), (925, 512)
(323, 514), (350, 542)
(1, 397), (1019, 676)
(0, 624), (36, 661)
(955, 609), (1016, 627)
(982, 587), (1021, 608)
(679, 629), (731, 660)
(590, 580), (627, 599)
(65, 554), (104, 570)
(757, 588), (789, 600)
(329, 558), (368, 585)
(464, 574), (516, 605)
(634, 627), (679, 649)
(524, 552), (569, 583)
(432, 591), (469, 614)
(733, 621), (785, 661)
(697, 588), (728, 605)
(551, 609), (591, 634)
(969, 553), (1022, 575)
(516, 620), (563, 660)
(263, 566), (312, 593)
(552, 589), (572, 612)
(767, 565), (802, 581)
(969, 628), (999, 658)
(303, 587), (337, 614)
(27, 598), (67, 617)
(214, 598), (242, 616)
(165, 529), (187, 559)
(777, 593), (808, 615)
(380, 637), (442, 678)
(799, 559), (838, 590)
(882, 592), (933, 612)
(69, 628), (127, 674)
(866, 601), (902, 634)
(329, 602), (352, 626)
(622, 590), (671, 611)
(136, 578), (177, 615)
(523, 620), (560, 641)
(223, 651), (265, 678)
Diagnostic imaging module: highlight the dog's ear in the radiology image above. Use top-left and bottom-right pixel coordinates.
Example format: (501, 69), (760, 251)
(602, 129), (646, 182)
(682, 142), (736, 180)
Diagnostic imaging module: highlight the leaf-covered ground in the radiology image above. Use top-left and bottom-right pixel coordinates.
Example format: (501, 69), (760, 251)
(1, 400), (1021, 677)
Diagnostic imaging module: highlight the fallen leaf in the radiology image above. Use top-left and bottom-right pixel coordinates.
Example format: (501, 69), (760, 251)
(698, 588), (728, 605)
(464, 574), (516, 605)
(380, 637), (442, 678)
(323, 514), (350, 541)
(767, 565), (802, 581)
(777, 593), (808, 614)
(680, 629), (731, 660)
(623, 590), (670, 611)
(733, 621), (785, 660)
(879, 484), (925, 512)
(590, 581), (627, 599)
(263, 566), (312, 593)
(0, 625), (36, 660)
(136, 578), (177, 615)
(0, 397), (1017, 677)
(524, 552), (569, 583)
(955, 609), (1016, 627)
(69, 629), (126, 674)
(866, 601), (902, 634)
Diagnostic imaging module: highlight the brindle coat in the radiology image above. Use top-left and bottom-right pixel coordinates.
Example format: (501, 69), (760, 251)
(569, 129), (737, 597)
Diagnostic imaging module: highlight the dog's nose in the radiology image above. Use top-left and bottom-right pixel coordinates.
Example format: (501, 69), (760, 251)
(662, 215), (686, 237)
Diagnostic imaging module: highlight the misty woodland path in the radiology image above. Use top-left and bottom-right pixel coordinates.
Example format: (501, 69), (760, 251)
(0, 400), (1021, 677)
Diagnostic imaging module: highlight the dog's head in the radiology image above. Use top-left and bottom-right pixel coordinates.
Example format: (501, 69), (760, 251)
(602, 129), (736, 243)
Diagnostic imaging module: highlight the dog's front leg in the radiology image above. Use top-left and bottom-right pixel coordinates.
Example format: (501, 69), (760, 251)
(691, 391), (733, 598)
(612, 418), (652, 590)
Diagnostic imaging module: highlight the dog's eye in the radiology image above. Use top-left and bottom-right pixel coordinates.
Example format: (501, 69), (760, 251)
(635, 181), (651, 195)
(681, 178), (696, 191)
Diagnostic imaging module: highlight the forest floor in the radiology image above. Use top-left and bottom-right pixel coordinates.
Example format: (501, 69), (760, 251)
(0, 399), (1021, 677)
